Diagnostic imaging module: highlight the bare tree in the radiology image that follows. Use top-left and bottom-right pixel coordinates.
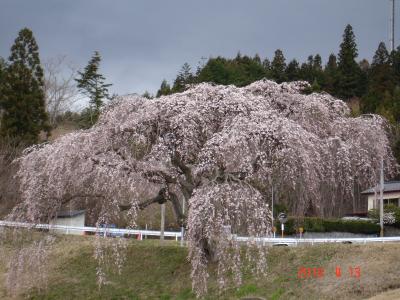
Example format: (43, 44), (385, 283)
(43, 56), (79, 126)
(0, 139), (23, 218)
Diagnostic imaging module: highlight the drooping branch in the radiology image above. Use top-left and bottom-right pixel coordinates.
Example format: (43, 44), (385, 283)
(142, 170), (177, 184)
(118, 188), (168, 211)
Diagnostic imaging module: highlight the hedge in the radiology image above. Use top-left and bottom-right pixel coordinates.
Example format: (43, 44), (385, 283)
(273, 217), (380, 235)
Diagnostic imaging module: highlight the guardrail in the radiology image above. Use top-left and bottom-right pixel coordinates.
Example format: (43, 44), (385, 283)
(235, 235), (400, 245)
(0, 220), (182, 241)
(2, 220), (400, 246)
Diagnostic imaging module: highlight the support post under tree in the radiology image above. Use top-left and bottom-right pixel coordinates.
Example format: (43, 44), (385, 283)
(180, 199), (185, 247)
(160, 203), (165, 241)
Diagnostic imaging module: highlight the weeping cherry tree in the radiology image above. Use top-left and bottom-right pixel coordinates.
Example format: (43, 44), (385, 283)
(9, 80), (397, 296)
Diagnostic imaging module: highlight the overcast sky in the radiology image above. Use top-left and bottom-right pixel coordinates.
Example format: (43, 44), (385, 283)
(0, 0), (398, 98)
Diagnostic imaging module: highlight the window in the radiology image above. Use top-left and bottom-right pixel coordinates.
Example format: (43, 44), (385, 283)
(383, 198), (399, 206)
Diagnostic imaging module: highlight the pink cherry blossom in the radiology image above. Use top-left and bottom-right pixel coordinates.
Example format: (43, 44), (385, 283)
(11, 79), (397, 296)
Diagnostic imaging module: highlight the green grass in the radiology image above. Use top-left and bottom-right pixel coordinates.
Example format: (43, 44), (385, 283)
(270, 287), (285, 300)
(1, 234), (400, 299)
(26, 239), (193, 300)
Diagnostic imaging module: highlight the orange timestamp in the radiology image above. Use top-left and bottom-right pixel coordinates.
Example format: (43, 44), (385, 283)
(297, 266), (361, 279)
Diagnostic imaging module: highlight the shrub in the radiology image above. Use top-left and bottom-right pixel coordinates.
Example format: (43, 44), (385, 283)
(395, 210), (400, 228)
(304, 217), (325, 232)
(383, 212), (396, 225)
(368, 205), (400, 228)
(384, 204), (399, 213)
(367, 208), (379, 220)
(337, 219), (380, 234)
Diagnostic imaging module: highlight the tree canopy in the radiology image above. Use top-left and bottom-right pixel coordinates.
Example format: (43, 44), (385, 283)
(75, 51), (112, 126)
(12, 80), (396, 296)
(156, 24), (400, 163)
(0, 28), (49, 145)
(336, 24), (363, 99)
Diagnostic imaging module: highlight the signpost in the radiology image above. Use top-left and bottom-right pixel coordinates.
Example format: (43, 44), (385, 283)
(272, 226), (277, 238)
(278, 212), (288, 238)
(299, 227), (304, 239)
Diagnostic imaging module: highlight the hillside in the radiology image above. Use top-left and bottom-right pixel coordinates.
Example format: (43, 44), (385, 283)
(1, 234), (400, 299)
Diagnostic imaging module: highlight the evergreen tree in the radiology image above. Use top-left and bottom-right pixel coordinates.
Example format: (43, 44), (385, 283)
(299, 55), (314, 82)
(0, 57), (5, 83)
(311, 78), (321, 92)
(142, 91), (153, 99)
(392, 46), (400, 83)
(0, 28), (50, 144)
(313, 54), (322, 71)
(196, 57), (230, 85)
(370, 42), (394, 93)
(172, 63), (193, 93)
(0, 57), (5, 128)
(362, 42), (395, 114)
(299, 54), (324, 84)
(253, 54), (262, 65)
(312, 54), (325, 86)
(323, 54), (338, 95)
(358, 59), (369, 99)
(326, 54), (338, 71)
(285, 59), (300, 81)
(231, 54), (265, 86)
(75, 51), (112, 125)
(262, 58), (271, 78)
(195, 55), (265, 87)
(393, 86), (400, 122)
(337, 24), (362, 99)
(376, 90), (395, 123)
(372, 42), (390, 66)
(180, 62), (193, 83)
(156, 79), (172, 97)
(270, 49), (287, 83)
(0, 57), (5, 100)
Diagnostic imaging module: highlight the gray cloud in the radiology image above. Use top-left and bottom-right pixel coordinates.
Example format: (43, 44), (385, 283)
(0, 0), (397, 96)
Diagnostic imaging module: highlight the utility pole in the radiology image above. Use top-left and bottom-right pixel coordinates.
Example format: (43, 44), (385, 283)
(380, 158), (384, 237)
(271, 185), (274, 224)
(390, 0), (396, 52)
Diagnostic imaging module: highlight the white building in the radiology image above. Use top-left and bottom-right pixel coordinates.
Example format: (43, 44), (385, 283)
(361, 181), (400, 211)
(49, 210), (86, 235)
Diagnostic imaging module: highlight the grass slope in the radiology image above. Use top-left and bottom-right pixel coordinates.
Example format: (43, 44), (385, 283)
(1, 235), (400, 299)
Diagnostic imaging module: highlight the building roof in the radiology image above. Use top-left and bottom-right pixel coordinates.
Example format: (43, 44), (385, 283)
(56, 210), (86, 218)
(361, 181), (400, 195)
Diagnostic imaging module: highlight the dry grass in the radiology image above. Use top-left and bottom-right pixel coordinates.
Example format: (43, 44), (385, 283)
(1, 233), (400, 299)
(366, 288), (400, 299)
(294, 243), (400, 299)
